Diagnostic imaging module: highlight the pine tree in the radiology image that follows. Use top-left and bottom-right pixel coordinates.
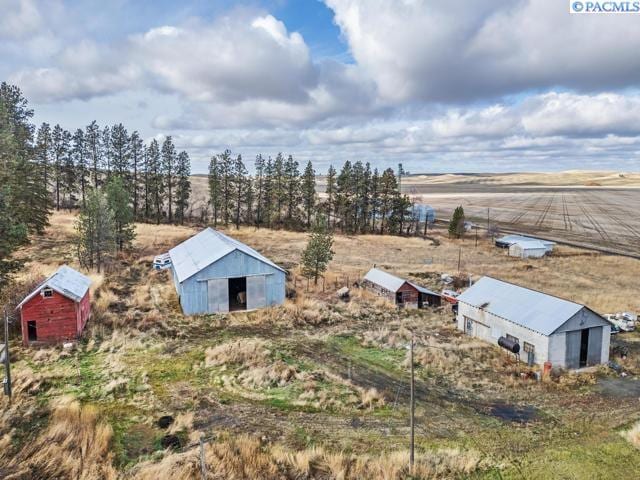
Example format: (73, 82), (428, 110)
(208, 154), (221, 227)
(369, 168), (380, 233)
(147, 139), (163, 224)
(301, 218), (334, 285)
(218, 149), (233, 226)
(85, 120), (101, 187)
(76, 188), (115, 273)
(61, 130), (76, 209)
(110, 123), (130, 179)
(51, 124), (66, 210)
(175, 150), (191, 225)
(273, 153), (285, 226)
(301, 160), (316, 228)
(336, 161), (353, 233)
(35, 123), (51, 194)
(254, 154), (265, 227)
(262, 156), (275, 228)
(101, 125), (112, 180)
(72, 128), (89, 207)
(130, 131), (143, 218)
(142, 144), (151, 220)
(232, 154), (248, 229)
(448, 205), (465, 238)
(105, 176), (136, 251)
(284, 154), (300, 225)
(378, 168), (397, 235)
(325, 165), (336, 229)
(161, 136), (176, 223)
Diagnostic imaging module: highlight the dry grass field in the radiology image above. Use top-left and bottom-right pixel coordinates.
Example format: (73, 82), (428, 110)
(1, 211), (640, 479)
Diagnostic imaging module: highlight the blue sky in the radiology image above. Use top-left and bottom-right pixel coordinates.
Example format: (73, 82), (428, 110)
(2, 0), (640, 174)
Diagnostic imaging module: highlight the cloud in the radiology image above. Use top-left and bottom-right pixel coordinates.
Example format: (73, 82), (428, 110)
(0, 0), (42, 39)
(325, 0), (640, 102)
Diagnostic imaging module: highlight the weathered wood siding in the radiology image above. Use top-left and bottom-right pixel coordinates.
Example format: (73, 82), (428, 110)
(363, 280), (420, 308)
(20, 289), (91, 346)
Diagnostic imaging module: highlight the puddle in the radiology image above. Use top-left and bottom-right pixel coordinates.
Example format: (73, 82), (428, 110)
(596, 378), (640, 398)
(486, 402), (538, 423)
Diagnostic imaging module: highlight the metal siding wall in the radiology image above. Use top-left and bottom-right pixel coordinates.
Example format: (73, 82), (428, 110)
(601, 325), (611, 364)
(587, 326), (603, 366)
(178, 249), (285, 315)
(548, 332), (566, 367)
(246, 275), (266, 310)
(565, 330), (581, 369)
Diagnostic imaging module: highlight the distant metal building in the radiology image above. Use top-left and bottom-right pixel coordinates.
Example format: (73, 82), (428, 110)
(496, 234), (555, 252)
(456, 277), (610, 368)
(169, 228), (286, 315)
(16, 265), (92, 346)
(508, 240), (548, 259)
(412, 204), (436, 224)
(363, 268), (441, 308)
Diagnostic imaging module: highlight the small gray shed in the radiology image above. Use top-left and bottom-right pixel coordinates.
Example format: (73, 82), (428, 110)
(508, 240), (548, 259)
(456, 276), (610, 368)
(169, 228), (286, 315)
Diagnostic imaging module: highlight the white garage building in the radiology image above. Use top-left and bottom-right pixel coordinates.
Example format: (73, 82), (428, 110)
(508, 239), (549, 259)
(456, 277), (610, 369)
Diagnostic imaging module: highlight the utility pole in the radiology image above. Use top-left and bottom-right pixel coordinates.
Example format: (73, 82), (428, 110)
(3, 308), (12, 403)
(409, 333), (415, 472)
(457, 246), (462, 272)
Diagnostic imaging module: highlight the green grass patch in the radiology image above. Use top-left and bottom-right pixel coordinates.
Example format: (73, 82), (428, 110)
(328, 335), (406, 373)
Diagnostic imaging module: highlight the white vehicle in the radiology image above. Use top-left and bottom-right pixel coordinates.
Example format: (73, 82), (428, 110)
(604, 313), (636, 332)
(153, 253), (172, 270)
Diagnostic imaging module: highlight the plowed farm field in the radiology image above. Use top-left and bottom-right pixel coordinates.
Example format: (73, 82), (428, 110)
(416, 185), (640, 256)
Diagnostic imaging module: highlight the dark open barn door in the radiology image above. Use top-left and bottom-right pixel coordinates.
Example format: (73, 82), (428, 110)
(27, 321), (37, 342)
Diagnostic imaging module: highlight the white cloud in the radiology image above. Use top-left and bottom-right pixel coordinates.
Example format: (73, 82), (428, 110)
(0, 0), (42, 39)
(325, 0), (640, 102)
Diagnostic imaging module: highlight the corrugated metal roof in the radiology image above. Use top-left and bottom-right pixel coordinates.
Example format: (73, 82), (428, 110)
(169, 228), (285, 283)
(364, 268), (439, 296)
(457, 276), (584, 336)
(497, 235), (555, 246)
(17, 265), (91, 308)
(510, 240), (548, 250)
(364, 268), (406, 291)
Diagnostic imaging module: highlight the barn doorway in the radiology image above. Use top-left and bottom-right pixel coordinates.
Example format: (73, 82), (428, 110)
(579, 329), (589, 368)
(27, 321), (37, 342)
(228, 277), (247, 311)
(395, 292), (403, 305)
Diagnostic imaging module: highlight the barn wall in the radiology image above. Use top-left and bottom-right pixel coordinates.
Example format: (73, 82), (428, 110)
(362, 280), (395, 303)
(21, 290), (80, 345)
(457, 302), (550, 365)
(397, 282), (419, 309)
(548, 332), (566, 367)
(554, 308), (609, 333)
(178, 249), (285, 315)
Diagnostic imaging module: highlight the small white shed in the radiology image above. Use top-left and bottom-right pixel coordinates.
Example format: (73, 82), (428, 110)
(508, 240), (548, 259)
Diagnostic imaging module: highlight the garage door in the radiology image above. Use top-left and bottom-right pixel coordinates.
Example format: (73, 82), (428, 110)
(565, 330), (581, 369)
(207, 278), (229, 313)
(246, 275), (266, 310)
(587, 326), (602, 366)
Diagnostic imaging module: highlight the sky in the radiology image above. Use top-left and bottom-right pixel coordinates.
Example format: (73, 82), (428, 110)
(2, 0), (640, 174)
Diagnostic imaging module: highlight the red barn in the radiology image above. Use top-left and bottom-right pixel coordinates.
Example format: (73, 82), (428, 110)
(16, 265), (92, 346)
(362, 267), (442, 308)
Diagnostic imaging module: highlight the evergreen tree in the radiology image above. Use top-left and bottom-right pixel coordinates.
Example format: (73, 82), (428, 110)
(218, 149), (233, 226)
(142, 144), (151, 220)
(301, 218), (334, 285)
(262, 156), (275, 228)
(51, 124), (66, 210)
(378, 168), (397, 235)
(273, 153), (285, 226)
(105, 176), (136, 251)
(325, 165), (336, 229)
(161, 136), (176, 222)
(336, 160), (353, 233)
(301, 160), (316, 228)
(254, 154), (265, 227)
(101, 125), (112, 180)
(448, 205), (466, 238)
(130, 131), (143, 218)
(75, 188), (115, 273)
(35, 122), (51, 193)
(147, 139), (163, 224)
(61, 131), (76, 209)
(110, 123), (130, 179)
(232, 154), (248, 229)
(72, 128), (89, 207)
(369, 168), (380, 233)
(175, 150), (191, 225)
(85, 120), (101, 187)
(208, 154), (221, 227)
(284, 154), (300, 225)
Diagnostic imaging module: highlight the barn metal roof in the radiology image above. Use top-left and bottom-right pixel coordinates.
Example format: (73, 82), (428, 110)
(363, 268), (440, 296)
(497, 235), (556, 247)
(17, 265), (92, 308)
(169, 228), (285, 283)
(510, 239), (549, 250)
(457, 276), (585, 336)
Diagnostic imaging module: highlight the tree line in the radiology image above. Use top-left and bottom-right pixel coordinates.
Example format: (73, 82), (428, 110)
(34, 120), (192, 225)
(208, 152), (419, 235)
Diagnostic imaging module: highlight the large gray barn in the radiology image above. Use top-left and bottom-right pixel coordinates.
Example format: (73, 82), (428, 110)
(456, 277), (610, 369)
(169, 228), (286, 315)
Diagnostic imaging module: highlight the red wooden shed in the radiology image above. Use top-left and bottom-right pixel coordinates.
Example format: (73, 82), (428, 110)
(16, 265), (92, 346)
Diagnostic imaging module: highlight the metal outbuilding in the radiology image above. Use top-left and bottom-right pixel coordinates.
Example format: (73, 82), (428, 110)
(16, 265), (92, 346)
(496, 234), (555, 252)
(508, 239), (549, 259)
(456, 276), (610, 368)
(363, 268), (441, 308)
(169, 228), (286, 315)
